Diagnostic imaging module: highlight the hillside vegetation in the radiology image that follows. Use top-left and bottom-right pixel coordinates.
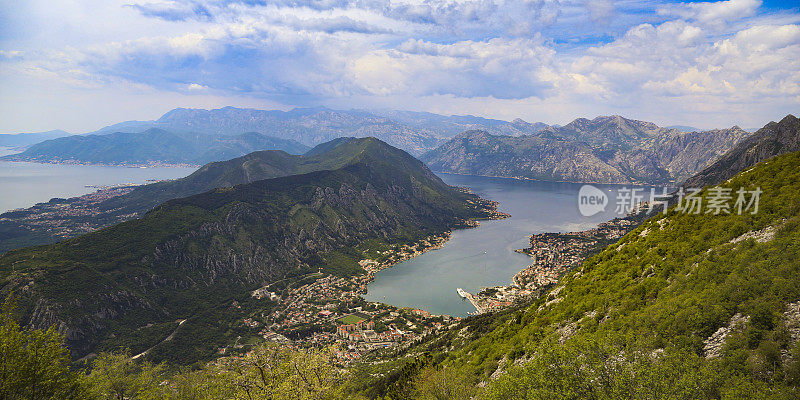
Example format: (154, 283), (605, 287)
(0, 138), (494, 364)
(363, 149), (800, 399)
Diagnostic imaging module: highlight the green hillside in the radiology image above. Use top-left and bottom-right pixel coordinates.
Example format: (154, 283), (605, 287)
(0, 137), (438, 253)
(0, 138), (494, 364)
(363, 150), (800, 399)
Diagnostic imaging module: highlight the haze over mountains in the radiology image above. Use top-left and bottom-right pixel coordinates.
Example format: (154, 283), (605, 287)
(1, 129), (309, 166)
(0, 137), (496, 362)
(1, 107), (557, 166)
(423, 115), (751, 184)
(0, 130), (71, 148)
(87, 106), (552, 156)
(2, 106), (760, 184)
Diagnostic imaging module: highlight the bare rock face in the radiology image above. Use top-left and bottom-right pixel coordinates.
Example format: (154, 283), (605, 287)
(703, 313), (750, 359)
(422, 115), (754, 184)
(784, 302), (800, 348)
(684, 114), (800, 189)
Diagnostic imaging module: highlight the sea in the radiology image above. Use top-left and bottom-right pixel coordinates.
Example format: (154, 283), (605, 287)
(0, 147), (195, 213)
(364, 173), (662, 316)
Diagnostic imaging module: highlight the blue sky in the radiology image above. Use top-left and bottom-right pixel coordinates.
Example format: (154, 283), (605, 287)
(0, 0), (798, 132)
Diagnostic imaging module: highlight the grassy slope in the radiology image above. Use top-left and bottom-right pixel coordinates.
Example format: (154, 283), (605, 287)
(365, 150), (800, 398)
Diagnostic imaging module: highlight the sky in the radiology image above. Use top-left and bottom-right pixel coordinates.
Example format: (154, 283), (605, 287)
(0, 0), (798, 133)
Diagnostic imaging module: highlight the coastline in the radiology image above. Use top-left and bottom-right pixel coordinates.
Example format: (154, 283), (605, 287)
(463, 214), (641, 314)
(0, 157), (200, 169)
(435, 170), (674, 186)
(357, 190), (510, 311)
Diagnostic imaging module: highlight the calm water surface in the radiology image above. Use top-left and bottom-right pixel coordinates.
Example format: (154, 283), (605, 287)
(364, 173), (659, 316)
(0, 147), (195, 213)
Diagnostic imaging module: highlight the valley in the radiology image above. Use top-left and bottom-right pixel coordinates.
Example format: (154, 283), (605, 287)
(4, 1), (799, 397)
(2, 114), (798, 400)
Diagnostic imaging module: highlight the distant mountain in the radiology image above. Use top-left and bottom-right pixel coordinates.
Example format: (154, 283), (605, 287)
(0, 137), (496, 362)
(683, 114), (800, 188)
(0, 130), (71, 148)
(423, 130), (629, 183)
(666, 125), (702, 132)
(84, 107), (552, 155)
(369, 110), (548, 137)
(1, 128), (309, 166)
(422, 116), (751, 184)
(0, 137), (428, 253)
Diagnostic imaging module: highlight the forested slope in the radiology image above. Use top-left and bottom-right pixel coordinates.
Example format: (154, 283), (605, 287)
(365, 150), (800, 399)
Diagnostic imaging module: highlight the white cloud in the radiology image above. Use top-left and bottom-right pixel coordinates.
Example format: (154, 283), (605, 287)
(351, 37), (556, 99)
(0, 50), (24, 60)
(0, 0), (798, 132)
(658, 0), (762, 26)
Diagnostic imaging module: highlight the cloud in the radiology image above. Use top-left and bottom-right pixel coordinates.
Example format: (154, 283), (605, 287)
(657, 0), (762, 25)
(586, 0), (615, 22)
(1, 0), (799, 132)
(351, 37), (556, 99)
(128, 1), (214, 22)
(0, 50), (23, 60)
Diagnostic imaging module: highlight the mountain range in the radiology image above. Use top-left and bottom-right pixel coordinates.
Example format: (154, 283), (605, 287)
(0, 137), (447, 253)
(87, 106), (552, 155)
(422, 115), (751, 184)
(0, 137), (496, 361)
(1, 107), (555, 165)
(0, 129), (309, 166)
(3, 111), (800, 398)
(0, 130), (71, 148)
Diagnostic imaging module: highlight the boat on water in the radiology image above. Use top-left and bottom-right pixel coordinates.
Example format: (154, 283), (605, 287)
(456, 288), (470, 298)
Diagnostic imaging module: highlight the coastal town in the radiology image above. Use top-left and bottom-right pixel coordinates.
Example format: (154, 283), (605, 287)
(0, 184), (140, 241)
(225, 195), (510, 362)
(229, 200), (641, 361)
(232, 233), (463, 362)
(464, 216), (639, 313)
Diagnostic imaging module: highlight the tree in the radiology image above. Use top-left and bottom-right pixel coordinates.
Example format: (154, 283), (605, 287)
(83, 352), (166, 400)
(0, 296), (88, 399)
(212, 344), (348, 400)
(412, 366), (477, 400)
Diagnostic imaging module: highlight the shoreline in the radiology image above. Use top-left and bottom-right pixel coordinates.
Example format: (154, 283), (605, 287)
(435, 170), (676, 186)
(357, 193), (510, 314)
(464, 214), (641, 314)
(0, 158), (200, 169)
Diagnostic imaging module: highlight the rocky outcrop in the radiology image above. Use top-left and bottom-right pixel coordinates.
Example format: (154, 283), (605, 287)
(703, 313), (749, 359)
(422, 116), (751, 184)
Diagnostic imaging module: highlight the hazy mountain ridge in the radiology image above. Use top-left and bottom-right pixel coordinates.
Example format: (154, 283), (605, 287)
(422, 115), (751, 184)
(1, 128), (309, 166)
(80, 107), (552, 155)
(0, 138), (495, 362)
(0, 130), (71, 148)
